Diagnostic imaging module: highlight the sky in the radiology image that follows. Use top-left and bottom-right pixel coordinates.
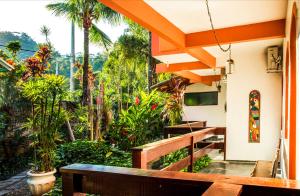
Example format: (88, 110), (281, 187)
(0, 0), (127, 55)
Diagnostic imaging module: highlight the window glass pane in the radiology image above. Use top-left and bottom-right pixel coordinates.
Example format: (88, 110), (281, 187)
(184, 92), (218, 106)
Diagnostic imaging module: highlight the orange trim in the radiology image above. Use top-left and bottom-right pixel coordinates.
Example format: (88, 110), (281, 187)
(186, 48), (216, 68)
(174, 71), (220, 86)
(175, 71), (203, 83)
(200, 75), (221, 84)
(152, 33), (160, 56)
(99, 0), (184, 48)
(186, 19), (286, 48)
(285, 44), (289, 139)
(156, 62), (209, 73)
(289, 2), (297, 180)
(99, 0), (216, 68)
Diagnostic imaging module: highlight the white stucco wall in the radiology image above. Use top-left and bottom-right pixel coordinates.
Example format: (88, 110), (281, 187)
(182, 83), (226, 127)
(226, 51), (282, 161)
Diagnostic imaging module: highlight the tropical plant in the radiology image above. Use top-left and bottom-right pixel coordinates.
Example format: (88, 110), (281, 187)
(163, 78), (187, 125)
(6, 41), (21, 58)
(108, 90), (166, 150)
(22, 44), (52, 81)
(19, 75), (68, 172)
(40, 25), (51, 45)
(46, 0), (120, 106)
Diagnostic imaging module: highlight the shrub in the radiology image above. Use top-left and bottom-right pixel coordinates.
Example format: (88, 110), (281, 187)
(55, 140), (131, 169)
(107, 90), (166, 150)
(162, 148), (211, 173)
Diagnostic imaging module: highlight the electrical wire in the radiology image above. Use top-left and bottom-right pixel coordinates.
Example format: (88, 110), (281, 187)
(0, 43), (101, 59)
(205, 0), (231, 53)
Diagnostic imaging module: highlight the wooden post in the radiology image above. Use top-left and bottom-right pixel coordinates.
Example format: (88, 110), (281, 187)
(132, 149), (148, 169)
(62, 173), (74, 196)
(188, 136), (194, 172)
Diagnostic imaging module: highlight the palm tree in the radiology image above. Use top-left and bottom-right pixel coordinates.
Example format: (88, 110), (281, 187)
(40, 25), (51, 45)
(47, 0), (120, 106)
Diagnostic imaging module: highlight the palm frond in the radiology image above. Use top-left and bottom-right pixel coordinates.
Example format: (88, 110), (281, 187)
(46, 2), (82, 27)
(96, 4), (122, 25)
(90, 23), (112, 50)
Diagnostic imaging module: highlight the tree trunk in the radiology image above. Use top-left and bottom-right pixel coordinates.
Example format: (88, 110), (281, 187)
(66, 119), (75, 141)
(147, 32), (157, 92)
(148, 31), (152, 92)
(82, 27), (90, 106)
(82, 26), (94, 140)
(70, 22), (75, 92)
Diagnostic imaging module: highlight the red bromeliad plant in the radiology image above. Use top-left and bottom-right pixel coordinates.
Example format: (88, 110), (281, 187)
(163, 77), (187, 125)
(22, 45), (51, 81)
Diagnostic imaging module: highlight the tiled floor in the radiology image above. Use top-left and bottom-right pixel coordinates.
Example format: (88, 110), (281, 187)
(199, 161), (256, 177)
(200, 150), (256, 177)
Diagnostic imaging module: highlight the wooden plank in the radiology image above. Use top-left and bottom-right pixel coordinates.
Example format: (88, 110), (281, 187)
(202, 182), (243, 196)
(188, 136), (194, 172)
(60, 164), (300, 196)
(132, 128), (216, 164)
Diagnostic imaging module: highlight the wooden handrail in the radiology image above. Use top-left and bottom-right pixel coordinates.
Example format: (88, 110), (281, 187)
(60, 164), (300, 196)
(132, 127), (225, 171)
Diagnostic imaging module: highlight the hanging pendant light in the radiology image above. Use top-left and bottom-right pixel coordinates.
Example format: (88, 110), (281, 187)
(226, 48), (234, 75)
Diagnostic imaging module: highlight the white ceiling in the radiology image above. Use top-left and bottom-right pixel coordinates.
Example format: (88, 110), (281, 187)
(145, 0), (286, 77)
(153, 53), (199, 64)
(191, 68), (221, 76)
(154, 38), (284, 76)
(204, 38), (284, 59)
(144, 0), (287, 34)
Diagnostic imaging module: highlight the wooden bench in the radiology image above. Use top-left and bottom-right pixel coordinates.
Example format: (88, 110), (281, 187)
(251, 140), (281, 178)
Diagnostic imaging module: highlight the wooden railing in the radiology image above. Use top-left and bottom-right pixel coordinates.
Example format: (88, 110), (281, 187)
(60, 164), (300, 196)
(132, 127), (226, 172)
(163, 121), (207, 138)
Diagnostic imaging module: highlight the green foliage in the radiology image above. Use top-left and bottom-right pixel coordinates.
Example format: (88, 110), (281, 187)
(193, 155), (212, 172)
(19, 75), (68, 172)
(0, 31), (38, 59)
(162, 148), (211, 173)
(47, 0), (120, 49)
(6, 41), (21, 57)
(108, 90), (166, 150)
(55, 140), (131, 169)
(163, 148), (188, 168)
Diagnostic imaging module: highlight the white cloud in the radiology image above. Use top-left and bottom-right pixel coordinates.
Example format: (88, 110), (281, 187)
(0, 0), (126, 55)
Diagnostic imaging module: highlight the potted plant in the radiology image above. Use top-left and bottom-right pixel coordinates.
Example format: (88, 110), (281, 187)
(19, 74), (67, 196)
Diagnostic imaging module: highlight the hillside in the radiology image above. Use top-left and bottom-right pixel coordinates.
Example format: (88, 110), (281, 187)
(0, 31), (38, 59)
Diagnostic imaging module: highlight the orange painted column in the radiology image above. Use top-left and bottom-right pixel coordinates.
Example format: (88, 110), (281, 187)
(285, 46), (289, 139)
(289, 3), (297, 180)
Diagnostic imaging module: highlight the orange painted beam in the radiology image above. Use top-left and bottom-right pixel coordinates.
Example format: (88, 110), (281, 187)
(174, 71), (220, 86)
(152, 33), (215, 68)
(186, 19), (286, 48)
(156, 62), (209, 73)
(99, 0), (184, 49)
(154, 19), (285, 56)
